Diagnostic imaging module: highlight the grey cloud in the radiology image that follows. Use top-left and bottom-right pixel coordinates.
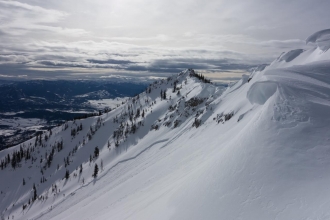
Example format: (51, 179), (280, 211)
(34, 60), (94, 68)
(245, 25), (275, 31)
(0, 56), (255, 79)
(0, 0), (86, 37)
(87, 59), (136, 65)
(113, 58), (254, 75)
(257, 39), (306, 49)
(148, 58), (254, 71)
(0, 55), (29, 64)
(0, 29), (7, 36)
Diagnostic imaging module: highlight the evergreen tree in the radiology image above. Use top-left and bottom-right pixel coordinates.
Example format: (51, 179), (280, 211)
(23, 178), (25, 186)
(65, 170), (70, 180)
(135, 108), (141, 118)
(131, 123), (137, 134)
(32, 184), (37, 201)
(79, 164), (83, 174)
(93, 164), (99, 178)
(94, 147), (100, 158)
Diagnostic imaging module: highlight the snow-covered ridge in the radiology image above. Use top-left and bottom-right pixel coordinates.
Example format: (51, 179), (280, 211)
(2, 29), (330, 220)
(306, 28), (330, 51)
(0, 69), (223, 220)
(267, 29), (330, 70)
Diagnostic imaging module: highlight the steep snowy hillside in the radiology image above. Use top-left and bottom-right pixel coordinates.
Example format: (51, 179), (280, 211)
(2, 29), (330, 220)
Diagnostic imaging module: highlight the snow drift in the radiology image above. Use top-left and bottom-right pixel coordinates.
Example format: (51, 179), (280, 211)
(247, 81), (277, 105)
(2, 29), (330, 220)
(306, 28), (330, 51)
(277, 49), (304, 62)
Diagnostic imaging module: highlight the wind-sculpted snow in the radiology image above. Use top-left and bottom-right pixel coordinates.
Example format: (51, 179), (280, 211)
(247, 81), (277, 105)
(266, 62), (330, 125)
(306, 29), (330, 51)
(267, 30), (330, 69)
(222, 74), (249, 97)
(277, 49), (304, 62)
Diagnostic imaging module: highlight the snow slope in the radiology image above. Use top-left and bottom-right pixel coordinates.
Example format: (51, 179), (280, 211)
(2, 29), (330, 220)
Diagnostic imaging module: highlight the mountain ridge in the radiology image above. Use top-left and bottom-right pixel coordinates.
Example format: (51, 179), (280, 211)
(0, 69), (222, 220)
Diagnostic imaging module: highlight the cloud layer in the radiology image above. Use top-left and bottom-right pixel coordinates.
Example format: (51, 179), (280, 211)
(0, 0), (328, 81)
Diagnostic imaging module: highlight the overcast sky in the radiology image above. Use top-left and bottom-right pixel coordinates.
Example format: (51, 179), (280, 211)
(0, 0), (329, 82)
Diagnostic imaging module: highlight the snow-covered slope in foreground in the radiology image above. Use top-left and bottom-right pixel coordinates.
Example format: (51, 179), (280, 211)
(2, 29), (330, 220)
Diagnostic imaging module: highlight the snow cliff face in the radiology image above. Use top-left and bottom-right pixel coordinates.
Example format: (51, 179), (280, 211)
(2, 29), (330, 220)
